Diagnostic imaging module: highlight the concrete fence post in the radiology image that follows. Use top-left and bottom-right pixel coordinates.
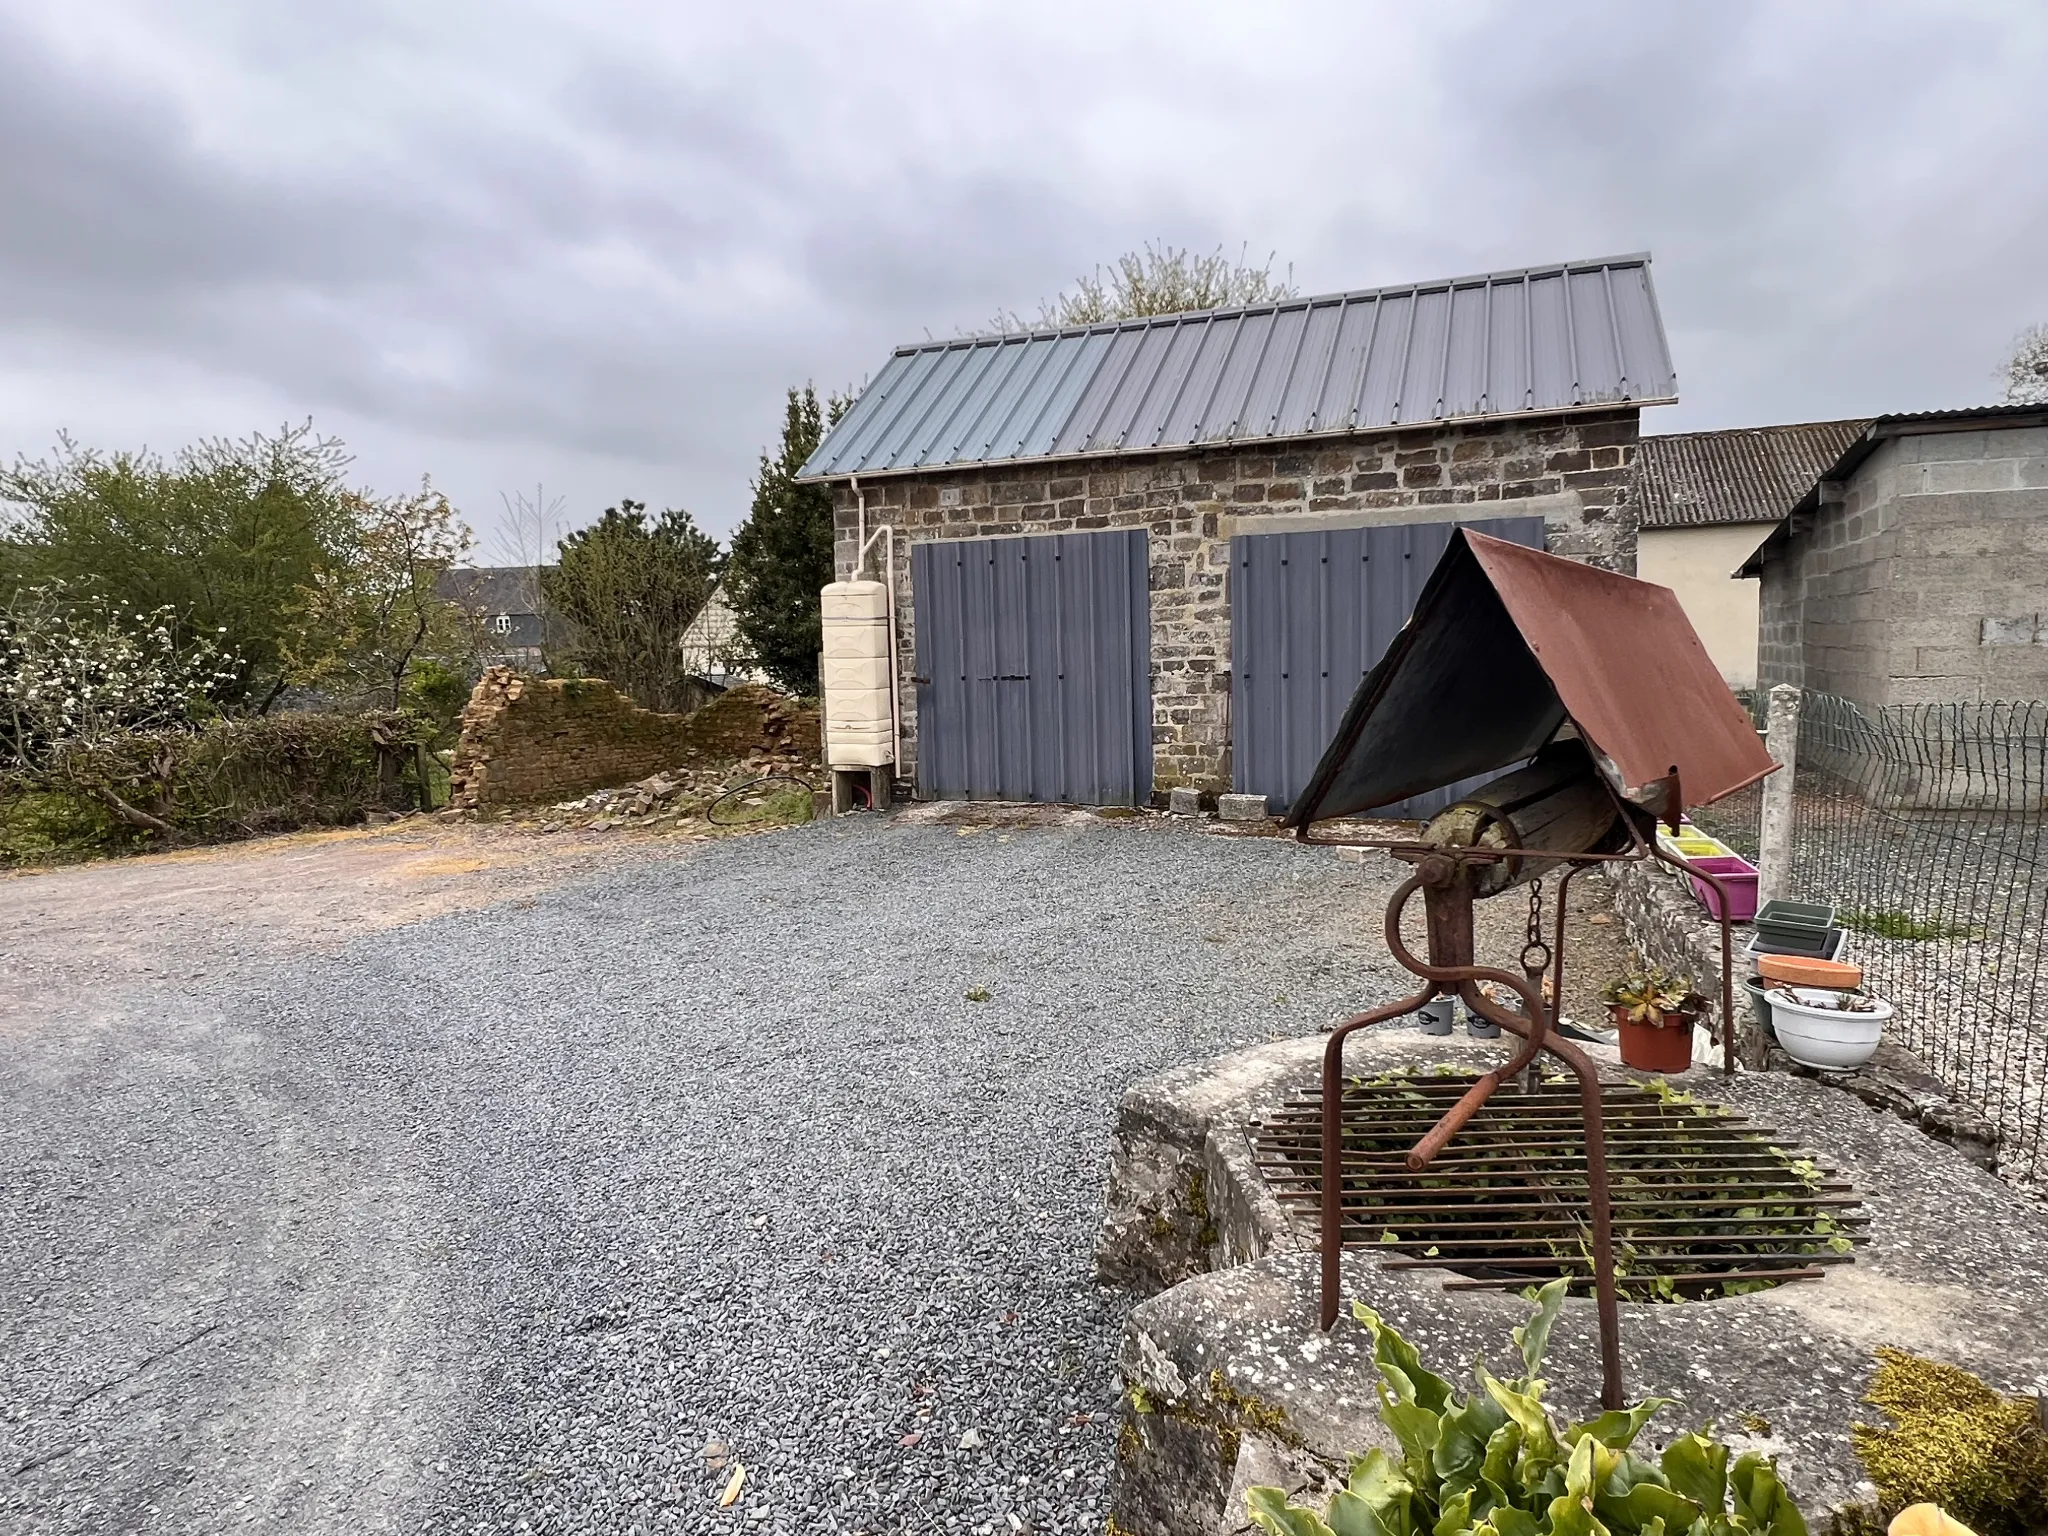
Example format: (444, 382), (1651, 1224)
(1756, 684), (1802, 907)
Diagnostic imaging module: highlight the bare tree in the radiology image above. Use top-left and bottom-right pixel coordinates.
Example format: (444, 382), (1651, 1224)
(992, 242), (1297, 333)
(490, 483), (565, 641)
(2003, 324), (2048, 405)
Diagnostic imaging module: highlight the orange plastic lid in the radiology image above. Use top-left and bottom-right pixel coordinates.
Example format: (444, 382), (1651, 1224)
(1759, 954), (1862, 989)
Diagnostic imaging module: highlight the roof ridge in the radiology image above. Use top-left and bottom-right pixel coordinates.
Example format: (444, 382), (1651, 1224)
(801, 254), (1675, 480)
(901, 251), (1659, 355)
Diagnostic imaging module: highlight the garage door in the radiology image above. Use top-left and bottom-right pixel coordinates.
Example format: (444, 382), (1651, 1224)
(911, 530), (1151, 805)
(1230, 516), (1547, 817)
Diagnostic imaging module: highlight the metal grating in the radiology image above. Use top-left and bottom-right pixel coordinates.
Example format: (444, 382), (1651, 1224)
(1251, 1070), (1867, 1300)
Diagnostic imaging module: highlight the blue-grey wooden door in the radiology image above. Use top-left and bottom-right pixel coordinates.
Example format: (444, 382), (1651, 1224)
(1230, 516), (1547, 817)
(911, 530), (1152, 805)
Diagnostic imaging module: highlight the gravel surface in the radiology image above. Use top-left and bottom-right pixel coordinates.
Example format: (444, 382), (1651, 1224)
(3, 813), (1413, 1535)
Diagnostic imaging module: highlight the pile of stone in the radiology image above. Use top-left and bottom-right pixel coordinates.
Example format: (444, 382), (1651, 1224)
(537, 747), (819, 835)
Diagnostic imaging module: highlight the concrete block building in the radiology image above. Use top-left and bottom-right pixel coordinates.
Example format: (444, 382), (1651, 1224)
(797, 254), (1678, 809)
(1739, 407), (2048, 708)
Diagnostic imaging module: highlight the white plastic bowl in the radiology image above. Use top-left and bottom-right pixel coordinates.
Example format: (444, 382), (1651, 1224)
(1768, 986), (1890, 1071)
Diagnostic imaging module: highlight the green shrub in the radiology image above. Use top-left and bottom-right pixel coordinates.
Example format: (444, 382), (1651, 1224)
(2, 711), (429, 859)
(0, 790), (139, 866)
(1246, 1279), (1807, 1536)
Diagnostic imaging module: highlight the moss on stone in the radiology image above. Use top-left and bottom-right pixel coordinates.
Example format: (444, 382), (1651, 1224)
(1207, 1369), (1300, 1447)
(1187, 1169), (1219, 1249)
(1849, 1346), (2048, 1536)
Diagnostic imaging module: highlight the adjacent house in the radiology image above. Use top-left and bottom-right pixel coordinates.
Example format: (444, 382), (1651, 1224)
(677, 583), (764, 687)
(1632, 420), (1868, 691)
(438, 566), (549, 670)
(797, 253), (1678, 809)
(1738, 406), (2048, 707)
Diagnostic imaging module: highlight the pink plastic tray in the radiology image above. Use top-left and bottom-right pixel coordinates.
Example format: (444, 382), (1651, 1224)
(1685, 853), (1759, 922)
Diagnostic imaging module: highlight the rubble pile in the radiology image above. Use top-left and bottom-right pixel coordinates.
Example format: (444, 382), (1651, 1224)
(537, 744), (819, 835)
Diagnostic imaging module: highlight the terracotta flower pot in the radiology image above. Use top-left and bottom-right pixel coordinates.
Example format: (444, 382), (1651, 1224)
(1611, 1005), (1695, 1073)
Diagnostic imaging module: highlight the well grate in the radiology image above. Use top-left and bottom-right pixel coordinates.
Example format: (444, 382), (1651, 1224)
(1252, 1069), (1868, 1301)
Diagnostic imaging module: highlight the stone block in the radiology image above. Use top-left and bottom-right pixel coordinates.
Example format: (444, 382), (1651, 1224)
(1168, 785), (1204, 817)
(1978, 614), (2040, 646)
(1216, 793), (1270, 822)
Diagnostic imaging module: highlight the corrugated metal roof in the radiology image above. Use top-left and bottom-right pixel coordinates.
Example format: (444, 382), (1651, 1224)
(799, 254), (1677, 481)
(1633, 419), (1871, 529)
(1735, 403), (2048, 576)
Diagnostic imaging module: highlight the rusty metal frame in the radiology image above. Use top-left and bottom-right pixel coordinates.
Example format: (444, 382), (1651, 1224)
(1303, 781), (1743, 1411)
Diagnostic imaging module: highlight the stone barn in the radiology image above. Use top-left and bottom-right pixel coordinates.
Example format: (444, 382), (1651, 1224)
(797, 254), (1678, 810)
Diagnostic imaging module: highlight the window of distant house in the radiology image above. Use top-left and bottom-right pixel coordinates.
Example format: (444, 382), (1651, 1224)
(492, 614), (512, 635)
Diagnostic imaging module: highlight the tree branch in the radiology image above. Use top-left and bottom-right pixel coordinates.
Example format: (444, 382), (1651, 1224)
(84, 782), (176, 838)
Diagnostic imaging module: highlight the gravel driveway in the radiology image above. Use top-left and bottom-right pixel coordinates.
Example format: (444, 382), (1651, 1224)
(2, 812), (1406, 1535)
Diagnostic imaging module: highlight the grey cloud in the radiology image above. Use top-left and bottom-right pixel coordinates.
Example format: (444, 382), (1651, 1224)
(0, 1), (2044, 541)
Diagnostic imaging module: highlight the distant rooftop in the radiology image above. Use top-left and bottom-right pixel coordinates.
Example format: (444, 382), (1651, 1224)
(798, 253), (1677, 481)
(1634, 419), (1871, 530)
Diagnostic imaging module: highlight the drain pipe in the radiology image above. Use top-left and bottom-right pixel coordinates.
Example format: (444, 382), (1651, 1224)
(847, 474), (902, 772)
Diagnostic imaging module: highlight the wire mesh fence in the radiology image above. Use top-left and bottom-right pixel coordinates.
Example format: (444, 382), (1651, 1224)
(1687, 689), (1766, 861)
(1780, 694), (2047, 1189)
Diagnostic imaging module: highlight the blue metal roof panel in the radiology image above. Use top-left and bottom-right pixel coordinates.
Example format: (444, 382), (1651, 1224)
(797, 253), (1676, 479)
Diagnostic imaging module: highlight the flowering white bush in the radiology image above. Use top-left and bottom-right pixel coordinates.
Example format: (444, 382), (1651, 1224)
(1, 583), (242, 782)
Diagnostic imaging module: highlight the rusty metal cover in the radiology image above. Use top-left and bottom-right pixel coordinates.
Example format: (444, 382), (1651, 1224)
(1286, 529), (1776, 825)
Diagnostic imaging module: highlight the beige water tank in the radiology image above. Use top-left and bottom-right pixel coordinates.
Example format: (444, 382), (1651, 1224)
(820, 580), (894, 767)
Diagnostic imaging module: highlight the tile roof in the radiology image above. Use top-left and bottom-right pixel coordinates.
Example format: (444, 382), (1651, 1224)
(798, 254), (1676, 480)
(1633, 419), (1871, 529)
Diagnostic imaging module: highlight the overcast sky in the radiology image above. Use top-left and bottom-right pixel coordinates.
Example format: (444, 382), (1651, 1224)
(3, 1), (2044, 550)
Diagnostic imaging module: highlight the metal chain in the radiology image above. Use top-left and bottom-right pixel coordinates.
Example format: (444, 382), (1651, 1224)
(1519, 877), (1552, 986)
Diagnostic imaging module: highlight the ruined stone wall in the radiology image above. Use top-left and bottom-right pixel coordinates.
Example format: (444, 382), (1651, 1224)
(833, 409), (1642, 798)
(447, 668), (817, 810)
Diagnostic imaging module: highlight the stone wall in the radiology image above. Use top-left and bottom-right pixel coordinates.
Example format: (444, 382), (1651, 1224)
(447, 668), (817, 811)
(1756, 422), (2048, 708)
(833, 408), (1643, 798)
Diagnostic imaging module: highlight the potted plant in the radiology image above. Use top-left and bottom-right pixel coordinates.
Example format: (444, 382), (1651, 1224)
(1600, 965), (1704, 1073)
(1766, 984), (1891, 1072)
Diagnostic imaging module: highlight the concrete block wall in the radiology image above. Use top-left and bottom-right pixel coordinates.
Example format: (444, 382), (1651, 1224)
(1757, 424), (2048, 709)
(831, 408), (1642, 797)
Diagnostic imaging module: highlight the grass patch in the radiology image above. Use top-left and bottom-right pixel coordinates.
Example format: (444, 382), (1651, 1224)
(709, 785), (815, 829)
(0, 791), (142, 867)
(1840, 906), (1979, 941)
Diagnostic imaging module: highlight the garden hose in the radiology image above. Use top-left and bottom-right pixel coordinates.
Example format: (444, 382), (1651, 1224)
(706, 773), (820, 826)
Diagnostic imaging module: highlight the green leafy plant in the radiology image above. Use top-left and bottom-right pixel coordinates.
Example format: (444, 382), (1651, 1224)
(1245, 1279), (1808, 1536)
(1600, 966), (1705, 1029)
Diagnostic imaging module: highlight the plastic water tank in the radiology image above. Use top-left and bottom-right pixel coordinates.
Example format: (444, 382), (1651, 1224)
(820, 580), (894, 767)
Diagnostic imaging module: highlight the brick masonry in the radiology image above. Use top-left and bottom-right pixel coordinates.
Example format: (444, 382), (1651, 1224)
(832, 408), (1643, 798)
(448, 668), (818, 810)
(1756, 423), (2048, 707)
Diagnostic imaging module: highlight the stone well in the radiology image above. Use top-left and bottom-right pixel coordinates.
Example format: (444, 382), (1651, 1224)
(1095, 1028), (2048, 1536)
